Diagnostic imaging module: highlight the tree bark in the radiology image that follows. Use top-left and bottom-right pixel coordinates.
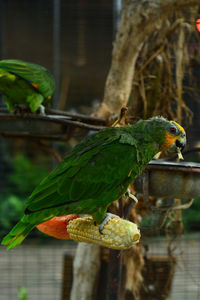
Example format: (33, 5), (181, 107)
(70, 243), (101, 300)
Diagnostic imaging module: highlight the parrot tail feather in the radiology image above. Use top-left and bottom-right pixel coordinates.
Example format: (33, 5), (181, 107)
(1, 217), (35, 250)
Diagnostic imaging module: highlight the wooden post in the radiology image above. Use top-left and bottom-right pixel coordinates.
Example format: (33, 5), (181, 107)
(106, 250), (126, 300)
(61, 254), (73, 300)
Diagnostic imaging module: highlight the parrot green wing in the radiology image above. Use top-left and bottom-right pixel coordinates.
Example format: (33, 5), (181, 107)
(25, 127), (141, 216)
(0, 59), (55, 98)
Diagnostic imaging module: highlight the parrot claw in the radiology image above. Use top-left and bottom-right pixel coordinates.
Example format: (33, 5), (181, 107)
(126, 189), (138, 203)
(13, 104), (29, 115)
(99, 213), (120, 234)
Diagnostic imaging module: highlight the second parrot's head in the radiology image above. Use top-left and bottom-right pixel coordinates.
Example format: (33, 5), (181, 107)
(145, 117), (186, 157)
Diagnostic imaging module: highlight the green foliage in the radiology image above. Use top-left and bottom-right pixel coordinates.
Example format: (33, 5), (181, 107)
(0, 153), (49, 235)
(8, 153), (49, 197)
(18, 287), (28, 300)
(0, 195), (24, 230)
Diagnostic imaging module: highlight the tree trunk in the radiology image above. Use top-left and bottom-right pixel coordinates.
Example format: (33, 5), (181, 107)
(70, 243), (101, 300)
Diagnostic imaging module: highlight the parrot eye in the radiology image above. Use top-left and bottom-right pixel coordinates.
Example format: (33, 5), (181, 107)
(169, 126), (177, 135)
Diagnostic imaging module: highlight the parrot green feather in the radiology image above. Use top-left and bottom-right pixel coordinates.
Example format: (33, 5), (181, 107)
(0, 59), (55, 112)
(1, 117), (186, 249)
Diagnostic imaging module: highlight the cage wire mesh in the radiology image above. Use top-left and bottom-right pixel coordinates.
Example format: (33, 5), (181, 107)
(1, 235), (200, 299)
(0, 1), (200, 300)
(141, 234), (200, 300)
(0, 242), (76, 300)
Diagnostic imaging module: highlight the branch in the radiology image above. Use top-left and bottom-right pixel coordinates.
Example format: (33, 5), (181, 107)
(151, 198), (194, 212)
(46, 108), (106, 125)
(141, 198), (194, 235)
(0, 112), (106, 130)
(1, 131), (70, 141)
(0, 107), (106, 125)
(0, 109), (107, 141)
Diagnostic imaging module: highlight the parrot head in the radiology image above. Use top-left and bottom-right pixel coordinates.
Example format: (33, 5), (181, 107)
(145, 117), (186, 158)
(160, 120), (186, 157)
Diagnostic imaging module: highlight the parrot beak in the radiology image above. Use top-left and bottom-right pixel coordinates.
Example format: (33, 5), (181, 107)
(175, 133), (186, 151)
(167, 132), (186, 158)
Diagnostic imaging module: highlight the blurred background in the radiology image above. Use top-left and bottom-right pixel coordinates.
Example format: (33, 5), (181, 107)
(0, 0), (200, 299)
(0, 0), (113, 111)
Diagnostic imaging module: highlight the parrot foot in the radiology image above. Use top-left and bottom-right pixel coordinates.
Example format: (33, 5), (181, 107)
(13, 104), (29, 115)
(99, 213), (120, 234)
(37, 104), (46, 115)
(126, 189), (138, 203)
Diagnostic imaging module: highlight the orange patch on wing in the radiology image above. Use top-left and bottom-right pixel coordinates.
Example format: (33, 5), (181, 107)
(32, 83), (38, 89)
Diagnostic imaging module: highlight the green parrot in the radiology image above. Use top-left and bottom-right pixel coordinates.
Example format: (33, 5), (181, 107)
(0, 59), (55, 113)
(1, 117), (186, 249)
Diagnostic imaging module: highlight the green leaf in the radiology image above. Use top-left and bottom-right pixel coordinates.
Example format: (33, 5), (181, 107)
(18, 287), (28, 300)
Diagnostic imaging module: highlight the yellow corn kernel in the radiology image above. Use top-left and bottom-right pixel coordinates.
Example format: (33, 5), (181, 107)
(67, 216), (140, 250)
(177, 147), (184, 160)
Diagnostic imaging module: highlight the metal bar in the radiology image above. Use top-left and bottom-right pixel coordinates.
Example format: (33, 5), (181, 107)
(146, 163), (200, 174)
(113, 0), (122, 34)
(0, 0), (5, 106)
(0, 0), (4, 59)
(61, 254), (73, 300)
(106, 250), (124, 300)
(53, 0), (61, 109)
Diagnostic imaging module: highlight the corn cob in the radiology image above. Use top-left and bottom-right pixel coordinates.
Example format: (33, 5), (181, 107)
(67, 216), (140, 250)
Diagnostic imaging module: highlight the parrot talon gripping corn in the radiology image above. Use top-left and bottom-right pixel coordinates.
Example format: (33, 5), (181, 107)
(67, 216), (141, 250)
(98, 212), (120, 234)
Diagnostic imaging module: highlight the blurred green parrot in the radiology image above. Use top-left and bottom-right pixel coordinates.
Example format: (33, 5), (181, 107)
(1, 116), (186, 249)
(0, 59), (55, 113)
